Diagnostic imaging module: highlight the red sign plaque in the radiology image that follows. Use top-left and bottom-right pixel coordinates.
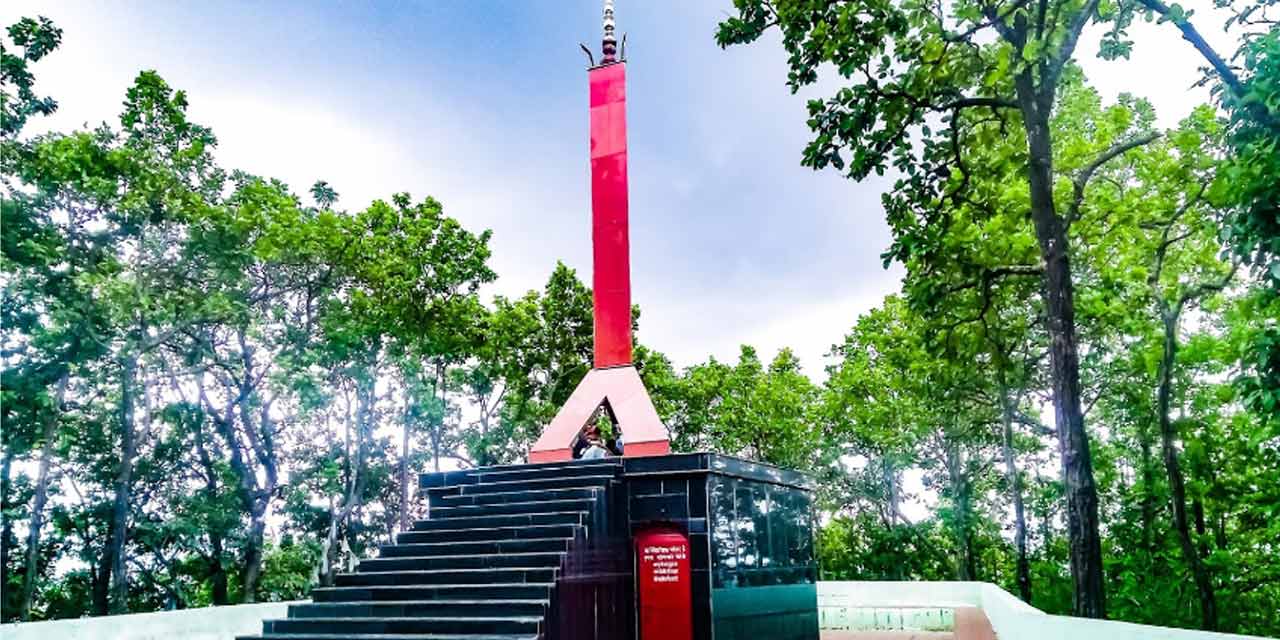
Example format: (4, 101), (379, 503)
(636, 528), (692, 640)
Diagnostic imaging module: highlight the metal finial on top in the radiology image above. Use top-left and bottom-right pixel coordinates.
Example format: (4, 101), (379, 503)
(601, 0), (618, 63)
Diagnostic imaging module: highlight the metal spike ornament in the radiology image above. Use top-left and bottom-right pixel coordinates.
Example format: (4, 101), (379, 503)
(529, 1), (670, 463)
(601, 0), (618, 63)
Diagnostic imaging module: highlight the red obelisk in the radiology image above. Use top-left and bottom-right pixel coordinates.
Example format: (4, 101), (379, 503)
(529, 1), (669, 463)
(589, 47), (632, 368)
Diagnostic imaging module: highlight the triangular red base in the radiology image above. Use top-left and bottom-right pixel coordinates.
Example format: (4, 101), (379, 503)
(528, 365), (670, 463)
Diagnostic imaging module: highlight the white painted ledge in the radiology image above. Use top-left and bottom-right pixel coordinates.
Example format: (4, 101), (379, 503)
(819, 581), (1268, 639)
(0, 600), (301, 640)
(3, 583), (1269, 640)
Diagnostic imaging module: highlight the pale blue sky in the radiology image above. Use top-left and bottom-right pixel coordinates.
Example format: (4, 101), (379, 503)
(4, 1), (1230, 372)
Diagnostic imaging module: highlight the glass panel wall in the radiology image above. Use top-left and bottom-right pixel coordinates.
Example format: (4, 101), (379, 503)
(708, 474), (818, 640)
(708, 475), (816, 588)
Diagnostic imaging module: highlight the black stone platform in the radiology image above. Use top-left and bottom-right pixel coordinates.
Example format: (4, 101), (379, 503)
(238, 453), (816, 640)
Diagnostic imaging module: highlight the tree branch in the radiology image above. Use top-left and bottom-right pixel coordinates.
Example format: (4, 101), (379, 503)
(1177, 260), (1241, 311)
(944, 0), (1031, 43)
(1067, 132), (1162, 227)
(1048, 0), (1102, 87)
(1151, 181), (1208, 291)
(941, 96), (1020, 111)
(1137, 0), (1247, 99)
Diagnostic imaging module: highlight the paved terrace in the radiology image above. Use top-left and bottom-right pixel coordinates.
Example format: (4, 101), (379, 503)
(1, 581), (1268, 640)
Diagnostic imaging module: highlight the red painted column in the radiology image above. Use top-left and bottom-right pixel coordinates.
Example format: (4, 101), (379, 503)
(589, 62), (632, 368)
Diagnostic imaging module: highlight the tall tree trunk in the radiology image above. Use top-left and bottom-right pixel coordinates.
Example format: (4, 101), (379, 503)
(399, 400), (411, 532)
(1034, 467), (1052, 560)
(945, 442), (976, 581)
(107, 355), (139, 614)
(19, 373), (69, 619)
(209, 534), (229, 606)
(1137, 420), (1158, 554)
(242, 506), (266, 603)
(0, 445), (14, 617)
(1156, 312), (1218, 630)
(93, 541), (111, 615)
(999, 382), (1032, 604)
(1192, 497), (1211, 563)
(319, 496), (340, 587)
(191, 417), (228, 606)
(222, 328), (281, 605)
(432, 363), (444, 473)
(883, 458), (901, 527)
(322, 388), (369, 586)
(477, 395), (493, 467)
(1016, 83), (1106, 618)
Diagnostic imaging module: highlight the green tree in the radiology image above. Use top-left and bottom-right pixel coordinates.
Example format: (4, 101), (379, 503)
(464, 263), (594, 464)
(670, 346), (824, 471)
(713, 1), (1226, 615)
(1, 16), (61, 138)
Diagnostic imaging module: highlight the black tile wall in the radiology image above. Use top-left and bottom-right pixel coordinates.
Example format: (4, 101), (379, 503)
(615, 454), (816, 640)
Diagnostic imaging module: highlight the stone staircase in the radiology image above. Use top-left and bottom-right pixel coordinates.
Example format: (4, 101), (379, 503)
(239, 457), (624, 640)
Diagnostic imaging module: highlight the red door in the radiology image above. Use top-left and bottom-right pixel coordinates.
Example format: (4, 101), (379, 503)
(635, 527), (692, 640)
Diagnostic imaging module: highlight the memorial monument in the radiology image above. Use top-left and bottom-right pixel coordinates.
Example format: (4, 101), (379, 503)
(239, 4), (818, 640)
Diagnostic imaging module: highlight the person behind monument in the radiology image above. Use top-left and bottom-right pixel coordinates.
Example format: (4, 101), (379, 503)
(579, 423), (610, 459)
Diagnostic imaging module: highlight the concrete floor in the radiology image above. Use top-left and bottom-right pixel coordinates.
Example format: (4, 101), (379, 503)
(822, 633), (953, 639)
(820, 606), (996, 640)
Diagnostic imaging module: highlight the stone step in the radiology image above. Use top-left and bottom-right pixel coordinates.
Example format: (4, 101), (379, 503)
(427, 498), (597, 520)
(418, 458), (619, 490)
(446, 475), (615, 495)
(269, 459), (630, 640)
(240, 635), (535, 640)
(360, 552), (564, 572)
(311, 583), (553, 603)
(288, 599), (548, 620)
(378, 537), (573, 558)
(263, 616), (542, 636)
(336, 568), (557, 587)
(409, 511), (587, 532)
(429, 486), (601, 508)
(469, 463), (621, 485)
(394, 524), (580, 545)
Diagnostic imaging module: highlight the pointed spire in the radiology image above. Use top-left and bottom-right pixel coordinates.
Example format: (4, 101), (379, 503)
(601, 0), (618, 63)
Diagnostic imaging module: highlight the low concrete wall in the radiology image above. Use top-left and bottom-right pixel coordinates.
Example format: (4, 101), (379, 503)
(818, 581), (1268, 639)
(5, 583), (1269, 639)
(0, 601), (300, 640)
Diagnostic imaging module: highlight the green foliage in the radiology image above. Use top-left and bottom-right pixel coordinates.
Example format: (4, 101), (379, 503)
(818, 513), (954, 581)
(667, 346), (824, 471)
(717, 0), (1277, 629)
(1213, 28), (1280, 284)
(2, 9), (1277, 636)
(1, 16), (62, 137)
(255, 538), (321, 602)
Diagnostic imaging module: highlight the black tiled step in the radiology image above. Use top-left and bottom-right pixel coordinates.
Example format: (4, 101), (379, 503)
(360, 552), (563, 572)
(469, 463), (621, 484)
(395, 524), (579, 545)
(312, 583), (553, 603)
(410, 511), (587, 532)
(451, 475), (616, 494)
(418, 458), (619, 490)
(478, 457), (619, 472)
(289, 599), (548, 619)
(430, 487), (601, 507)
(241, 635), (534, 640)
(263, 616), (542, 635)
(378, 537), (573, 558)
(428, 498), (596, 519)
(336, 568), (556, 587)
